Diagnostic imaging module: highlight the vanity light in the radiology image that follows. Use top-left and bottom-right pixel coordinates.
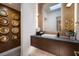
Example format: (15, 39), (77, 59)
(8, 3), (13, 4)
(66, 3), (72, 7)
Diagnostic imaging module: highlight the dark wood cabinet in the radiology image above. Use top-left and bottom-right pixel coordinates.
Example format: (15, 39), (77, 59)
(59, 42), (75, 56)
(31, 38), (60, 55)
(31, 36), (79, 56)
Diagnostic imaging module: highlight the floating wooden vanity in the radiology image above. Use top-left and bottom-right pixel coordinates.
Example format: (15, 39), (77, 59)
(31, 35), (79, 56)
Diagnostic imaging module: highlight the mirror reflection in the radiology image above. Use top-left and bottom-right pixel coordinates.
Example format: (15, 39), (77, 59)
(36, 3), (75, 38)
(43, 3), (61, 34)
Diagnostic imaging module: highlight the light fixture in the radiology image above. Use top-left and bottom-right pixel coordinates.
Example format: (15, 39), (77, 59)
(66, 3), (72, 7)
(50, 4), (61, 11)
(8, 3), (13, 4)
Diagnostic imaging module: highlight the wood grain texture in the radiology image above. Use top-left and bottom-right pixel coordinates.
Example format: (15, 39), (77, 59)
(31, 36), (79, 56)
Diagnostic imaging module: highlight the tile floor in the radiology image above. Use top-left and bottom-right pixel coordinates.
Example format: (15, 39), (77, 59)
(29, 46), (55, 56)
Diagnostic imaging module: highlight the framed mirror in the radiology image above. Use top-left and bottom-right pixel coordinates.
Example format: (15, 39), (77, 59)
(37, 3), (75, 36)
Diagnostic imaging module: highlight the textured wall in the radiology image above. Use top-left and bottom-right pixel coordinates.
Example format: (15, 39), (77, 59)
(21, 3), (36, 56)
(0, 4), (20, 53)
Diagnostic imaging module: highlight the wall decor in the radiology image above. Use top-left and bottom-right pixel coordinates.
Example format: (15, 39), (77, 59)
(0, 35), (9, 42)
(64, 17), (74, 32)
(11, 20), (19, 26)
(0, 9), (8, 16)
(0, 27), (9, 34)
(14, 15), (19, 20)
(11, 27), (19, 34)
(12, 35), (18, 40)
(0, 4), (20, 53)
(0, 17), (9, 25)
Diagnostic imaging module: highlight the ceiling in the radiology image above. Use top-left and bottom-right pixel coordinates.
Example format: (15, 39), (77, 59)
(1, 3), (21, 11)
(43, 3), (59, 13)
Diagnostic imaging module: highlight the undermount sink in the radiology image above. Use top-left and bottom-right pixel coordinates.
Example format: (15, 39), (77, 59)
(59, 36), (75, 40)
(41, 34), (75, 40)
(59, 36), (69, 39)
(42, 34), (56, 38)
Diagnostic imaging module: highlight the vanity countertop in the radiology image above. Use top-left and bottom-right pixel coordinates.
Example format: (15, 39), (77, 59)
(31, 35), (79, 44)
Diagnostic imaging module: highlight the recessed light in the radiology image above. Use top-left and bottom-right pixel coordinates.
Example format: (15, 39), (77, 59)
(66, 3), (72, 7)
(50, 4), (61, 11)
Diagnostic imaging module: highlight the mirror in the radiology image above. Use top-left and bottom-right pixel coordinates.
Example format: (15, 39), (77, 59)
(43, 3), (61, 34)
(37, 3), (75, 36)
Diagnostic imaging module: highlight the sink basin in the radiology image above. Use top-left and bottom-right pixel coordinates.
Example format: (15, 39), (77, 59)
(59, 36), (75, 40)
(42, 34), (56, 38)
(41, 34), (75, 40)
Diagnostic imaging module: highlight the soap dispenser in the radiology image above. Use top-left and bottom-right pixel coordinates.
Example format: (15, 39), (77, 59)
(57, 32), (60, 37)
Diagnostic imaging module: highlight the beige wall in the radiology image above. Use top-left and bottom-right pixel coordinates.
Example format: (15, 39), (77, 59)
(38, 4), (44, 31)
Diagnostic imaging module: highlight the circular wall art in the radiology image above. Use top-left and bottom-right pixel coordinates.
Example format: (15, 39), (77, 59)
(0, 9), (8, 16)
(0, 27), (9, 34)
(11, 20), (19, 26)
(0, 35), (9, 42)
(0, 17), (9, 25)
(11, 27), (19, 34)
(14, 15), (19, 20)
(12, 35), (18, 40)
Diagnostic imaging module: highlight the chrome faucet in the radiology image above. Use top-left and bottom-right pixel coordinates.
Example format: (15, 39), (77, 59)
(74, 32), (77, 40)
